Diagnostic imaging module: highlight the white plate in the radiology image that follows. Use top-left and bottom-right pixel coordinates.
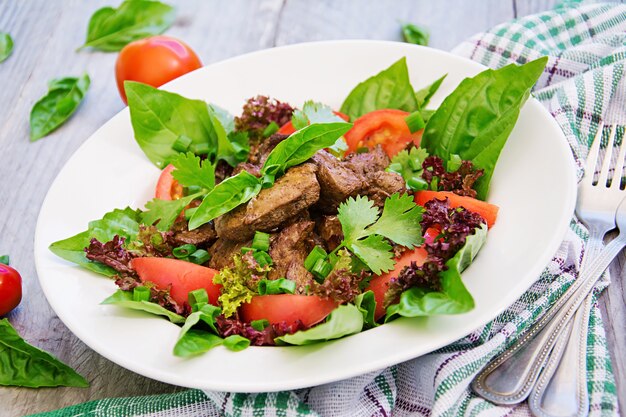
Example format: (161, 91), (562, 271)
(34, 40), (577, 392)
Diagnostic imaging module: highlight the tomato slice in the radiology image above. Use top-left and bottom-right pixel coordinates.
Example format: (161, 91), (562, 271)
(414, 191), (499, 228)
(155, 164), (183, 200)
(131, 257), (221, 306)
(344, 109), (422, 158)
(277, 111), (350, 135)
(239, 294), (338, 327)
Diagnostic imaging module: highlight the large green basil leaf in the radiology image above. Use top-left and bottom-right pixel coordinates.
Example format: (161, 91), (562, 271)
(0, 32), (13, 63)
(420, 57), (547, 200)
(49, 207), (141, 276)
(340, 57), (419, 121)
(275, 304), (364, 345)
(101, 290), (185, 323)
(30, 74), (90, 141)
(209, 106), (249, 167)
(0, 319), (88, 387)
(80, 0), (175, 52)
(415, 74), (447, 110)
(126, 81), (217, 168)
(385, 224), (487, 320)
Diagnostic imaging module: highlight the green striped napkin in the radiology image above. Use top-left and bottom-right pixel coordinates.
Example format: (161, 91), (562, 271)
(33, 1), (625, 416)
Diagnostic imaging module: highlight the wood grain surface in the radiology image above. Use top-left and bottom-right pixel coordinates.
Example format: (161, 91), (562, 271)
(0, 1), (624, 416)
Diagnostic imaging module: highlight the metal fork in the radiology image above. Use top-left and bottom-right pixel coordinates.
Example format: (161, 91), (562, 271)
(471, 125), (625, 409)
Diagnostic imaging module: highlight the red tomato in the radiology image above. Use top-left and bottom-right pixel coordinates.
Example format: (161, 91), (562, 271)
(155, 164), (183, 200)
(344, 109), (422, 158)
(239, 294), (338, 327)
(414, 191), (499, 228)
(277, 111), (350, 135)
(131, 257), (221, 306)
(0, 264), (22, 316)
(116, 36), (202, 104)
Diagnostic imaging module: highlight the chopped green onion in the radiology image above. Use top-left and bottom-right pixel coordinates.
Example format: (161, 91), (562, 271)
(388, 162), (403, 173)
(407, 176), (428, 191)
(173, 244), (197, 259)
(405, 111), (425, 133)
(263, 121), (280, 137)
(184, 207), (198, 220)
(189, 249), (211, 265)
(252, 231), (270, 252)
(172, 134), (193, 152)
(188, 288), (209, 311)
(132, 286), (150, 302)
(304, 246), (327, 271)
(253, 251), (273, 267)
(223, 335), (251, 351)
(250, 319), (269, 331)
(0, 255), (9, 265)
(240, 246), (255, 255)
(190, 142), (210, 155)
(430, 177), (439, 191)
(258, 278), (297, 295)
(311, 258), (332, 281)
(356, 147), (370, 154)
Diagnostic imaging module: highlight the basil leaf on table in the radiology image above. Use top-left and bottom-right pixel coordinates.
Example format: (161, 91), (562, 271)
(126, 81), (218, 168)
(101, 289), (185, 323)
(30, 74), (90, 141)
(401, 23), (429, 46)
(49, 207), (141, 276)
(80, 0), (175, 52)
(420, 57), (548, 200)
(0, 319), (88, 388)
(340, 57), (419, 121)
(0, 32), (14, 63)
(385, 224), (487, 320)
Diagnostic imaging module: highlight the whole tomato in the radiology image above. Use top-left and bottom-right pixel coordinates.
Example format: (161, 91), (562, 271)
(0, 264), (22, 316)
(115, 35), (202, 104)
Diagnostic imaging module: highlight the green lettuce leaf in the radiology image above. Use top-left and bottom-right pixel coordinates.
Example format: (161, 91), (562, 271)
(80, 0), (175, 52)
(0, 319), (88, 387)
(0, 32), (14, 63)
(355, 290), (377, 328)
(385, 223), (488, 320)
(420, 57), (548, 200)
(340, 57), (419, 121)
(101, 290), (185, 323)
(173, 329), (224, 357)
(275, 303), (364, 345)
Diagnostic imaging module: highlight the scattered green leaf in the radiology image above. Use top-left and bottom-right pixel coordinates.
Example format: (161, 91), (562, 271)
(101, 289), (185, 323)
(0, 32), (14, 63)
(276, 304), (363, 345)
(401, 23), (429, 46)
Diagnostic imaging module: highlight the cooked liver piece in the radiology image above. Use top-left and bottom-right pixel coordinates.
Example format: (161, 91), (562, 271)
(249, 133), (289, 165)
(316, 215), (344, 251)
(312, 150), (363, 212)
(214, 163), (320, 241)
(232, 162), (261, 177)
(208, 238), (251, 269)
(364, 171), (406, 207)
(169, 221), (218, 248)
(345, 145), (390, 177)
(268, 220), (317, 292)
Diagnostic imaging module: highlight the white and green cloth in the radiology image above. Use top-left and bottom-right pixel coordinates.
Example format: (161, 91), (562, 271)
(34, 2), (626, 416)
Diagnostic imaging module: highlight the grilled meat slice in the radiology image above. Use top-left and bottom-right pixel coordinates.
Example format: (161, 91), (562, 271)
(363, 171), (406, 207)
(268, 220), (318, 292)
(208, 238), (251, 269)
(311, 150), (363, 212)
(232, 162), (262, 177)
(249, 133), (289, 165)
(169, 220), (218, 248)
(345, 145), (390, 177)
(316, 215), (344, 251)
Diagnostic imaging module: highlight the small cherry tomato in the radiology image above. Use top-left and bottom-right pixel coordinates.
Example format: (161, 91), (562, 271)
(0, 264), (22, 316)
(155, 164), (183, 200)
(115, 35), (202, 104)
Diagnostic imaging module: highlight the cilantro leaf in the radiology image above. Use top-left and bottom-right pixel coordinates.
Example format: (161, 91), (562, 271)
(337, 196), (380, 243)
(350, 235), (395, 275)
(171, 152), (215, 190)
(387, 147), (429, 191)
(368, 194), (424, 248)
(141, 192), (202, 231)
(291, 109), (310, 130)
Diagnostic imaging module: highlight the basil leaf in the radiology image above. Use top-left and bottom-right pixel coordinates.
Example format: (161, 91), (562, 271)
(415, 74), (447, 109)
(421, 57), (547, 200)
(188, 171), (262, 229)
(30, 74), (90, 141)
(0, 255), (9, 265)
(340, 58), (419, 121)
(80, 0), (175, 52)
(262, 122), (352, 177)
(49, 207), (141, 276)
(275, 304), (363, 345)
(209, 106), (249, 167)
(126, 81), (218, 168)
(174, 329), (223, 357)
(355, 290), (377, 328)
(0, 319), (88, 387)
(223, 335), (250, 352)
(401, 23), (429, 46)
(101, 290), (185, 323)
(0, 32), (14, 63)
(385, 224), (487, 320)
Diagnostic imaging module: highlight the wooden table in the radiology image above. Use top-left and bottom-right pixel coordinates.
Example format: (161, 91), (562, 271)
(1, 1), (624, 415)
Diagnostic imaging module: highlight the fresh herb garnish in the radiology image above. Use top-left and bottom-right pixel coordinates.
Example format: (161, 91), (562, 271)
(421, 57), (548, 200)
(79, 0), (175, 52)
(141, 192), (202, 232)
(387, 147), (430, 191)
(30, 74), (90, 141)
(0, 319), (88, 387)
(401, 23), (429, 46)
(258, 278), (297, 295)
(170, 152), (216, 191)
(0, 32), (14, 63)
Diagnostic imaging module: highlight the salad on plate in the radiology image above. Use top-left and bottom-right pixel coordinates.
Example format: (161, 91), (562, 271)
(49, 56), (547, 357)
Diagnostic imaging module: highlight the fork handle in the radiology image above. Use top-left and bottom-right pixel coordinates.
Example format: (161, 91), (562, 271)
(471, 231), (626, 405)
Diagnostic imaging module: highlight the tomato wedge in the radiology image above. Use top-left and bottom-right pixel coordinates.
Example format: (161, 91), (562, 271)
(414, 191), (499, 228)
(277, 111), (350, 135)
(344, 109), (422, 158)
(155, 164), (183, 200)
(131, 257), (221, 306)
(239, 294), (338, 327)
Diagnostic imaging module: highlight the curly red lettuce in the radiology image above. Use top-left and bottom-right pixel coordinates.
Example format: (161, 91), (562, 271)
(234, 95), (294, 141)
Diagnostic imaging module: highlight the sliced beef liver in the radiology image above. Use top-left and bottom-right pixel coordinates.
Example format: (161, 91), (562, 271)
(363, 171), (406, 207)
(169, 221), (218, 248)
(311, 150), (363, 213)
(345, 145), (390, 177)
(232, 162), (261, 177)
(316, 215), (344, 251)
(268, 220), (317, 292)
(214, 163), (320, 241)
(249, 133), (289, 165)
(208, 238), (250, 270)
